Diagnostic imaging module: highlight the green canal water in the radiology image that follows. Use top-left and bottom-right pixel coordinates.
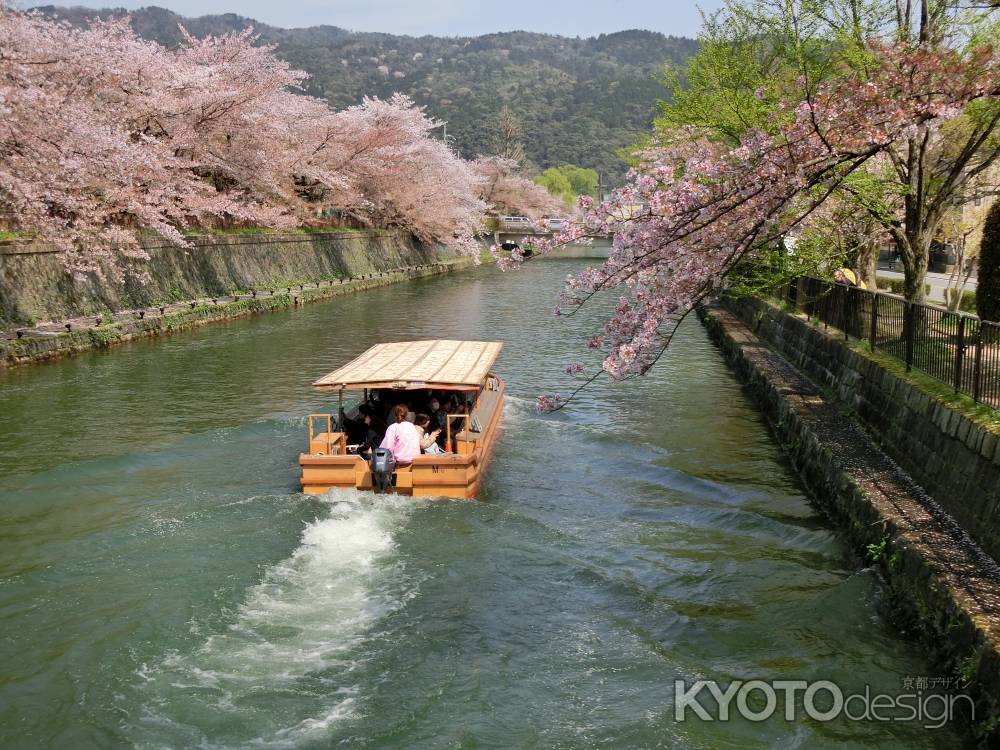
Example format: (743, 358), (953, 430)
(0, 262), (963, 748)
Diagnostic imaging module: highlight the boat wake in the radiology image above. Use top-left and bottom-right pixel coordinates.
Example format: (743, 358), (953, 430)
(128, 491), (419, 748)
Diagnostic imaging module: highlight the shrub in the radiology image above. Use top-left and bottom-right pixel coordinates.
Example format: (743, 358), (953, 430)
(945, 288), (978, 314)
(875, 277), (930, 296)
(977, 201), (1000, 323)
(88, 326), (116, 348)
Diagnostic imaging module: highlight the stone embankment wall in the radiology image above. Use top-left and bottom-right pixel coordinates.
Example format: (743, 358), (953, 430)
(0, 230), (473, 368)
(0, 229), (450, 324)
(700, 302), (1000, 738)
(723, 294), (1000, 564)
(0, 262), (469, 369)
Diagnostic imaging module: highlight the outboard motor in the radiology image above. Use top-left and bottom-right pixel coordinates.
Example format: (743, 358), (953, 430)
(370, 448), (396, 494)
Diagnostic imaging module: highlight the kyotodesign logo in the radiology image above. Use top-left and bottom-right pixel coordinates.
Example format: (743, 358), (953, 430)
(673, 678), (972, 729)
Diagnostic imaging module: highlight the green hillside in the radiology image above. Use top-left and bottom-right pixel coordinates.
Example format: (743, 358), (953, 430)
(37, 5), (698, 184)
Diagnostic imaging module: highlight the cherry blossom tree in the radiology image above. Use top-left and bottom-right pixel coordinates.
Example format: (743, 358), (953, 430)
(0, 9), (487, 280)
(0, 12), (317, 279)
(496, 41), (1000, 410)
(655, 0), (1000, 303)
(473, 156), (567, 220)
(298, 95), (485, 254)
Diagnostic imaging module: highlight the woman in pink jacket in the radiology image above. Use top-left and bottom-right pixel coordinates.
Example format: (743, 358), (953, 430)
(380, 404), (421, 465)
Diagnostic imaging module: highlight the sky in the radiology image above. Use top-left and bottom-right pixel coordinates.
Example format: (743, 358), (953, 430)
(25, 0), (726, 38)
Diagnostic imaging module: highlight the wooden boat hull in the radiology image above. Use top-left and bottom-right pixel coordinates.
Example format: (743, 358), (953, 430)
(300, 378), (504, 499)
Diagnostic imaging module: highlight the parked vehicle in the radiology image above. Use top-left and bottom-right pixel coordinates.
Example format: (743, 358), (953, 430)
(500, 215), (532, 231)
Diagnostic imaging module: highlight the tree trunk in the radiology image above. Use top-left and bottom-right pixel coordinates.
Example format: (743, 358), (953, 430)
(895, 127), (934, 304)
(944, 237), (971, 312)
(899, 230), (930, 304)
(857, 241), (878, 290)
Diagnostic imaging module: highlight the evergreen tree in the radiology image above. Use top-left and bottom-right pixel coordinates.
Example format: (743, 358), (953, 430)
(977, 201), (1000, 323)
(491, 106), (525, 165)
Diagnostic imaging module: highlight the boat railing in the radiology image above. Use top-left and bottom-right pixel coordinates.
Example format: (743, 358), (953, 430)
(307, 413), (334, 455)
(445, 413), (470, 453)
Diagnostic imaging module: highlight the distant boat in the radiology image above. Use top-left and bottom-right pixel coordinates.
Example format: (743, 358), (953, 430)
(500, 240), (533, 258)
(300, 339), (505, 499)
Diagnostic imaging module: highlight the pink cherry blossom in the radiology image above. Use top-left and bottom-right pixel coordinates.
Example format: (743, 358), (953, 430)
(518, 41), (1000, 410)
(0, 9), (487, 279)
(473, 156), (566, 221)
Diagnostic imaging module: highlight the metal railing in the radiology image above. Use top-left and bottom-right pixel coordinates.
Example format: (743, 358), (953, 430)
(778, 277), (1000, 410)
(445, 413), (470, 453)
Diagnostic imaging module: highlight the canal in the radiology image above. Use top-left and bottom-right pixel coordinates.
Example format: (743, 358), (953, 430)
(0, 261), (961, 748)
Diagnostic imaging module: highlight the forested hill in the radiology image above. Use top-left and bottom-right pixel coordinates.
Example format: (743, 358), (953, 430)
(36, 5), (698, 184)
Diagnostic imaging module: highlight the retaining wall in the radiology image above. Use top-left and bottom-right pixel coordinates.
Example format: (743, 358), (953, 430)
(0, 229), (450, 325)
(700, 302), (1000, 740)
(0, 260), (472, 369)
(723, 295), (1000, 564)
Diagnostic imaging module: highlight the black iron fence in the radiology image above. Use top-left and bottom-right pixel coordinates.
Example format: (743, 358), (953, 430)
(778, 277), (1000, 410)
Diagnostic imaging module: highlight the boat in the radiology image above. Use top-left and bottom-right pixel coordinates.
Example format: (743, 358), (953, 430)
(299, 339), (505, 499)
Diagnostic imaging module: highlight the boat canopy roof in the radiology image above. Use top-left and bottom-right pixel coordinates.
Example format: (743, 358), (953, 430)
(313, 339), (503, 391)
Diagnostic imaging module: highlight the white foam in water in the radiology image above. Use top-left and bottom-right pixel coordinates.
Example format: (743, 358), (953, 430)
(502, 395), (542, 426)
(133, 490), (418, 748)
(504, 394), (613, 441)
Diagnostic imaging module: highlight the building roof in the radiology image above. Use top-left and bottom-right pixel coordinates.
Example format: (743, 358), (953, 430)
(313, 339), (503, 390)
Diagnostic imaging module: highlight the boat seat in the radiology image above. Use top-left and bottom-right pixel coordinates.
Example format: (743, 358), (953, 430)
(309, 431), (345, 455)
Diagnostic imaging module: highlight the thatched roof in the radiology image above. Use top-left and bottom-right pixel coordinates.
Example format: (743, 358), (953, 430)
(313, 339), (503, 390)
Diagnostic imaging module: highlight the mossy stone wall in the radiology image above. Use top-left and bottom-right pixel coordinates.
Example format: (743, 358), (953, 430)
(0, 230), (449, 324)
(724, 294), (1000, 562)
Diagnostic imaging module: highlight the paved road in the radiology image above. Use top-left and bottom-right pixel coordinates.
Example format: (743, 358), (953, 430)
(877, 264), (977, 301)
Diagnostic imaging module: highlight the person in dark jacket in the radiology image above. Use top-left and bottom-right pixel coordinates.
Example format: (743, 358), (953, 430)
(341, 404), (384, 459)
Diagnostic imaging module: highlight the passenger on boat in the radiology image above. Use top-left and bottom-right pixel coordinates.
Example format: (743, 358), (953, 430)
(342, 404), (383, 458)
(429, 397), (446, 431)
(387, 394), (416, 423)
(380, 404), (421, 465)
(340, 404), (367, 441)
(357, 406), (384, 459)
(435, 394), (461, 447)
(374, 389), (394, 422)
(427, 396), (448, 440)
(414, 414), (444, 454)
(450, 398), (482, 435)
(339, 408), (361, 443)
